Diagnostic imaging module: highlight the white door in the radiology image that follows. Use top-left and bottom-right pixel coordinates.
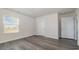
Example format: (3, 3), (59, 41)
(61, 16), (75, 39)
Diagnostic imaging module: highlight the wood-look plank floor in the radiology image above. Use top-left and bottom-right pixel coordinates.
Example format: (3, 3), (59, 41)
(0, 35), (78, 50)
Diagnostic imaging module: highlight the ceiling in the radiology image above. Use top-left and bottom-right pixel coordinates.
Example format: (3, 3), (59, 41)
(8, 8), (76, 17)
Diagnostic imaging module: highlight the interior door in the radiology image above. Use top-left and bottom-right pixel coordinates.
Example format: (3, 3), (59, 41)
(61, 16), (75, 39)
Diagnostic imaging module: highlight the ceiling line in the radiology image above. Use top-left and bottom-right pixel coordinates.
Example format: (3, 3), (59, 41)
(3, 8), (35, 18)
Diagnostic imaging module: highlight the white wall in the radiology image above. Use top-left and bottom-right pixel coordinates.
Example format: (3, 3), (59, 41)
(61, 16), (75, 39)
(36, 13), (58, 39)
(0, 9), (35, 43)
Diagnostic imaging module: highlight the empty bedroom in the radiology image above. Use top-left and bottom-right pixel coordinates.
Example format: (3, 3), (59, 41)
(0, 8), (79, 50)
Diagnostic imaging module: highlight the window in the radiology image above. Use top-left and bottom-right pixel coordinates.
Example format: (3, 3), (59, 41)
(3, 16), (19, 33)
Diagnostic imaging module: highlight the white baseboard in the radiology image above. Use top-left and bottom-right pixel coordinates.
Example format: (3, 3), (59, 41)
(0, 34), (34, 44)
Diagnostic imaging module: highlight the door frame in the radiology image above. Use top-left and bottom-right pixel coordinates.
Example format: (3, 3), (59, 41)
(58, 12), (78, 41)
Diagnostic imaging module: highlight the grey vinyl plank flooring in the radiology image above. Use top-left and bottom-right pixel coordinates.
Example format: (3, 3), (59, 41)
(0, 35), (78, 50)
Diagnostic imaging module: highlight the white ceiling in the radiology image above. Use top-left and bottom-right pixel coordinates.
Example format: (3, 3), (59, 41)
(8, 8), (76, 17)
